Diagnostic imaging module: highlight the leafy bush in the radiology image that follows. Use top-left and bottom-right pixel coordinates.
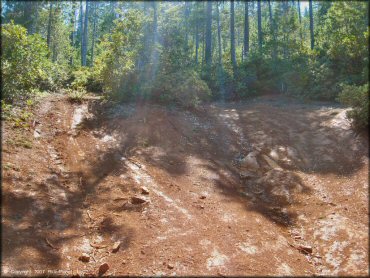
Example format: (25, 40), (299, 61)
(152, 69), (211, 108)
(70, 67), (103, 92)
(70, 67), (90, 90)
(2, 22), (51, 104)
(98, 10), (144, 100)
(337, 84), (369, 129)
(65, 88), (87, 104)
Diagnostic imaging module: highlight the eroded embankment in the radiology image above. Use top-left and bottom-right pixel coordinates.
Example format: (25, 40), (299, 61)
(2, 95), (368, 276)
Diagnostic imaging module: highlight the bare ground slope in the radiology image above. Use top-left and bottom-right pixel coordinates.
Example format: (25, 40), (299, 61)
(2, 95), (368, 276)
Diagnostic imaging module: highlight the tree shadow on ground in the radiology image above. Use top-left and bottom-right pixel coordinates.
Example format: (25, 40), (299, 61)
(1, 105), (136, 271)
(76, 96), (367, 229)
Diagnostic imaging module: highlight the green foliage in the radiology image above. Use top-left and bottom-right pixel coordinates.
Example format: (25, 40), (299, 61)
(1, 22), (51, 103)
(1, 1), (368, 119)
(2, 101), (34, 129)
(337, 84), (369, 129)
(66, 88), (87, 103)
(70, 67), (90, 89)
(6, 134), (33, 149)
(1, 101), (13, 120)
(97, 9), (144, 101)
(152, 69), (211, 108)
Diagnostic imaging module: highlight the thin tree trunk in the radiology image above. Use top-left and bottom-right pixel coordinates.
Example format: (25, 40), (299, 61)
(47, 2), (53, 51)
(257, 0), (262, 52)
(309, 0), (314, 49)
(282, 1), (289, 59)
(216, 2), (222, 67)
(297, 0), (303, 41)
(268, 0), (277, 61)
(230, 0), (236, 71)
(243, 1), (249, 59)
(70, 3), (76, 65)
(205, 1), (212, 67)
(151, 1), (159, 81)
(82, 1), (89, 66)
(184, 2), (191, 48)
(52, 3), (59, 62)
(79, 0), (84, 64)
(195, 18), (199, 64)
(152, 2), (158, 46)
(202, 3), (205, 66)
(91, 2), (97, 66)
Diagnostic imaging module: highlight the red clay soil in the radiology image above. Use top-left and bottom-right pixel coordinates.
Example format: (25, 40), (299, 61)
(2, 94), (368, 276)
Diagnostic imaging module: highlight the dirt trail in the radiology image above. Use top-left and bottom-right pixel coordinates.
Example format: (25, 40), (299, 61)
(2, 95), (368, 276)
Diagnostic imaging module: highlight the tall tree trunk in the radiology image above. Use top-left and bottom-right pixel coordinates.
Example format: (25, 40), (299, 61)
(47, 2), (53, 51)
(205, 1), (212, 67)
(297, 0), (302, 24)
(230, 0), (236, 71)
(268, 0), (277, 60)
(202, 2), (205, 66)
(70, 3), (77, 65)
(184, 2), (191, 47)
(282, 1), (289, 59)
(91, 2), (97, 66)
(243, 1), (249, 59)
(195, 18), (199, 64)
(216, 2), (222, 67)
(152, 2), (158, 47)
(79, 0), (84, 64)
(27, 2), (38, 34)
(257, 0), (262, 52)
(82, 1), (89, 66)
(151, 1), (159, 81)
(297, 0), (303, 41)
(52, 3), (59, 63)
(309, 0), (314, 49)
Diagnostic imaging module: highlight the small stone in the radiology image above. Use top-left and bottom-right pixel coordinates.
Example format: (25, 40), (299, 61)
(131, 196), (148, 204)
(298, 245), (313, 254)
(262, 155), (282, 170)
(167, 263), (174, 269)
(294, 235), (302, 240)
(98, 263), (109, 275)
(33, 129), (41, 138)
(239, 171), (256, 179)
(78, 254), (90, 263)
(199, 205), (205, 209)
(269, 149), (280, 160)
(141, 250), (145, 255)
(200, 195), (206, 199)
(112, 241), (121, 253)
(141, 186), (150, 195)
(240, 152), (260, 171)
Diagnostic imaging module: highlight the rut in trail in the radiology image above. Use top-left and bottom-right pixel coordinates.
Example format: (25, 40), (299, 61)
(2, 95), (368, 276)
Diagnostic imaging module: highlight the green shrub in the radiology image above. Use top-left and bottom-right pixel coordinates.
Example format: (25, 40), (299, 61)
(337, 84), (369, 129)
(152, 69), (211, 108)
(1, 22), (51, 104)
(71, 67), (90, 90)
(70, 67), (103, 92)
(98, 10), (144, 100)
(65, 88), (87, 103)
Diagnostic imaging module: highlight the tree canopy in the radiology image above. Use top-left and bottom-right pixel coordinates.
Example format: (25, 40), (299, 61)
(1, 1), (368, 126)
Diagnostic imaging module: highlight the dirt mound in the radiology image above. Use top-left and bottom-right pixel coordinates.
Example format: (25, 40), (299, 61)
(2, 95), (368, 276)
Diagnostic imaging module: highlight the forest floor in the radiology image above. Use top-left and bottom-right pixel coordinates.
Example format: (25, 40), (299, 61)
(2, 94), (368, 276)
